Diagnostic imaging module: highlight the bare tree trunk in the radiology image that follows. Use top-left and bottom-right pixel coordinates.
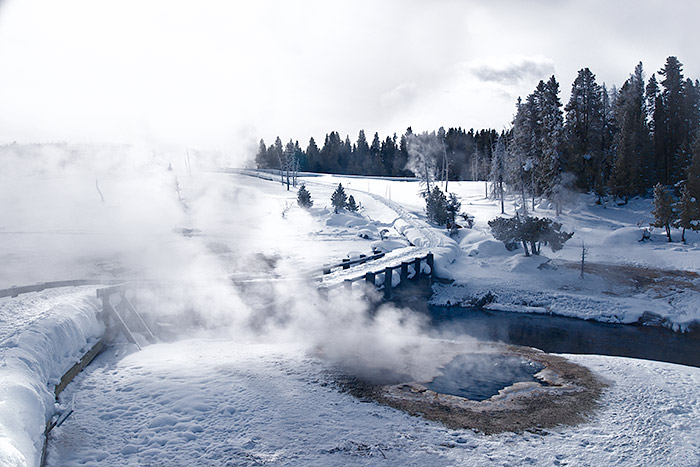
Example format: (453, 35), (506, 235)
(499, 181), (505, 214)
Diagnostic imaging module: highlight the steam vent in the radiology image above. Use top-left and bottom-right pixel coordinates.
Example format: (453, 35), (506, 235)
(345, 343), (606, 434)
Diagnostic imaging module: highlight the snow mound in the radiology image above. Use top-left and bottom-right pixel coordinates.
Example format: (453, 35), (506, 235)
(0, 293), (103, 466)
(370, 239), (410, 254)
(325, 213), (365, 228)
(465, 239), (512, 257)
(506, 255), (552, 273)
(602, 227), (645, 245)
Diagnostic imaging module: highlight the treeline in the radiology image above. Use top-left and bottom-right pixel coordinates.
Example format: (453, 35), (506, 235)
(255, 128), (497, 180)
(256, 56), (700, 211)
(492, 56), (700, 212)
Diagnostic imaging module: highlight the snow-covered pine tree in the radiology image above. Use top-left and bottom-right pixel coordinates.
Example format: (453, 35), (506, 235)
(536, 76), (565, 201)
(425, 186), (449, 225)
(651, 183), (675, 242)
(346, 195), (359, 212)
(508, 98), (532, 215)
(674, 185), (698, 243)
(297, 184), (313, 208)
(446, 192), (461, 224)
(330, 183), (347, 213)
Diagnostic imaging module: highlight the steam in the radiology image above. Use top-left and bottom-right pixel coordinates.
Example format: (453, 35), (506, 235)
(0, 143), (475, 384)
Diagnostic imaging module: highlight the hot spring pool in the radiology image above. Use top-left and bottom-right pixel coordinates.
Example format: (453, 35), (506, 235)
(424, 353), (545, 401)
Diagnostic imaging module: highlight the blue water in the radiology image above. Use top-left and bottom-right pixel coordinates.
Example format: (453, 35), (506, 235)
(426, 305), (700, 368)
(424, 354), (544, 401)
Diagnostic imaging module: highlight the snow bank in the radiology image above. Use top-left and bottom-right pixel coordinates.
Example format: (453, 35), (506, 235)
(602, 227), (646, 245)
(0, 294), (103, 466)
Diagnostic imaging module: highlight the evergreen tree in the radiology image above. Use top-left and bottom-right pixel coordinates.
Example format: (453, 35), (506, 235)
(674, 185), (698, 243)
(297, 184), (313, 208)
(346, 194), (359, 212)
(321, 132), (344, 173)
(537, 76), (565, 199)
(610, 62), (651, 201)
(564, 68), (604, 191)
(306, 137), (321, 173)
(509, 98), (532, 214)
(425, 186), (449, 225)
(381, 135), (397, 176)
(651, 183), (675, 242)
(255, 139), (270, 169)
(655, 56), (698, 185)
(353, 130), (370, 175)
(685, 135), (700, 216)
(446, 192), (461, 224)
(369, 132), (382, 175)
(330, 183), (347, 213)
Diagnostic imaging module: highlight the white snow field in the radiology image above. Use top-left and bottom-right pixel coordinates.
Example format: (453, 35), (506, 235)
(2, 158), (700, 466)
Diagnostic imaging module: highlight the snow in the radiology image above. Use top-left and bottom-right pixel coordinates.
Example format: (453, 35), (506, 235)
(0, 292), (102, 466)
(44, 340), (700, 466)
(2, 163), (700, 465)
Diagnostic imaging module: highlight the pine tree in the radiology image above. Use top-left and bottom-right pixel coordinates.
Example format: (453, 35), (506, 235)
(686, 136), (700, 215)
(446, 192), (461, 224)
(651, 183), (675, 242)
(370, 132), (382, 175)
(509, 98), (532, 214)
(297, 184), (313, 208)
(330, 183), (347, 213)
(537, 76), (565, 198)
(674, 185), (698, 243)
(306, 137), (321, 173)
(610, 63), (651, 202)
(658, 57), (686, 183)
(564, 68), (604, 191)
(352, 130), (370, 175)
(346, 194), (359, 212)
(425, 186), (449, 225)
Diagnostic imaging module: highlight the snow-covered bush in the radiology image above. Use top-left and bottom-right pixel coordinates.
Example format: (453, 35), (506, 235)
(488, 215), (573, 256)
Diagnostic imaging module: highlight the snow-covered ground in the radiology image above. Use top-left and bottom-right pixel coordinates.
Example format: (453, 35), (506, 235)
(2, 160), (700, 465)
(47, 340), (700, 466)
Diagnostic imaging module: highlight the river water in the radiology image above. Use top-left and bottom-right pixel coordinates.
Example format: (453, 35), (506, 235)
(426, 305), (700, 368)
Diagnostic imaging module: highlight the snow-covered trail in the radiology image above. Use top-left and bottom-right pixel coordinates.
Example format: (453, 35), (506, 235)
(48, 340), (700, 466)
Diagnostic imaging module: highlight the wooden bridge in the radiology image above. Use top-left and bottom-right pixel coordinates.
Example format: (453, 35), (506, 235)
(317, 251), (434, 300)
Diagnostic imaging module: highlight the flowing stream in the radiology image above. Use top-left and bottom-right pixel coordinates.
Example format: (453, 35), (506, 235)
(426, 305), (700, 368)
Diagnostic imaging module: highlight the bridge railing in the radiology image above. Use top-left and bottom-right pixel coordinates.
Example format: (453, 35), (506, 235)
(321, 252), (433, 300)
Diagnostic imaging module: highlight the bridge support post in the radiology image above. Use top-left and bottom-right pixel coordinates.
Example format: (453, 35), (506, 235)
(384, 267), (393, 300)
(344, 279), (352, 294)
(365, 272), (375, 287)
(426, 253), (434, 274)
(400, 262), (409, 282)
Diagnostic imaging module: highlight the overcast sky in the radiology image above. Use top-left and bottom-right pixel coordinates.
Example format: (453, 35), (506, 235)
(0, 0), (697, 156)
